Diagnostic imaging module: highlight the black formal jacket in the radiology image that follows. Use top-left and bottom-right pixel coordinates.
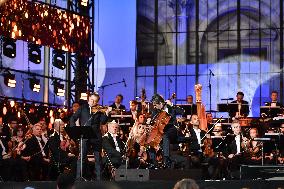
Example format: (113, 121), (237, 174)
(109, 103), (126, 110)
(22, 135), (49, 164)
(69, 103), (108, 151)
(225, 134), (244, 156)
(48, 132), (69, 163)
(229, 100), (249, 117)
(265, 101), (283, 108)
(102, 132), (124, 168)
(188, 127), (206, 154)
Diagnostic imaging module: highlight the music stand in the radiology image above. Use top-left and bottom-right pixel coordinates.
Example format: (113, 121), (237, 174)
(260, 106), (282, 118)
(65, 126), (96, 181)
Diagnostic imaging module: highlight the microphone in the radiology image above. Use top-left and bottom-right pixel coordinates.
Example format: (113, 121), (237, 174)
(209, 69), (215, 76)
(123, 78), (127, 87)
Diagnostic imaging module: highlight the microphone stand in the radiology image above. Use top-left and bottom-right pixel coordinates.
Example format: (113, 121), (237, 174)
(208, 70), (213, 112)
(99, 79), (126, 106)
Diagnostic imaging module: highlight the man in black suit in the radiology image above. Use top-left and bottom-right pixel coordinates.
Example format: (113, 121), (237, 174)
(265, 91), (283, 107)
(102, 121), (124, 169)
(182, 95), (197, 118)
(22, 123), (50, 181)
(48, 119), (77, 179)
(229, 91), (249, 118)
(69, 92), (109, 180)
(109, 94), (126, 110)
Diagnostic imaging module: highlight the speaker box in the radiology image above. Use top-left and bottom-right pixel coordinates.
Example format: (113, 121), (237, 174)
(240, 165), (284, 180)
(115, 169), (202, 181)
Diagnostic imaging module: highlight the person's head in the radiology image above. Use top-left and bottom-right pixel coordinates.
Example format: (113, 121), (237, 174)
(130, 100), (138, 111)
(137, 113), (146, 124)
(137, 124), (146, 135)
(72, 102), (80, 113)
(236, 91), (244, 102)
(10, 120), (18, 129)
(88, 93), (100, 107)
(56, 173), (75, 189)
(280, 123), (284, 133)
(186, 95), (194, 104)
(13, 126), (25, 137)
(38, 119), (47, 131)
(271, 91), (278, 102)
(108, 121), (119, 135)
(54, 119), (65, 133)
(249, 128), (258, 139)
(173, 178), (199, 189)
(151, 94), (165, 110)
(231, 121), (241, 135)
(212, 123), (222, 136)
(115, 94), (123, 104)
(206, 113), (213, 123)
(33, 123), (42, 137)
(190, 114), (200, 127)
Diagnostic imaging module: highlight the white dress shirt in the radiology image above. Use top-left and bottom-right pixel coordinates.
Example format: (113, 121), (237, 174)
(109, 133), (120, 152)
(235, 135), (241, 154)
(193, 127), (202, 152)
(36, 136), (46, 157)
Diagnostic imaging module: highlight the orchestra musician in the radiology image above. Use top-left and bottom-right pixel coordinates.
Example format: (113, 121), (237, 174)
(102, 121), (124, 169)
(278, 124), (284, 164)
(229, 91), (249, 118)
(22, 123), (50, 181)
(150, 94), (183, 167)
(109, 94), (126, 111)
(265, 91), (283, 108)
(188, 114), (206, 167)
(48, 119), (77, 179)
(247, 128), (262, 164)
(70, 92), (109, 180)
(182, 95), (197, 118)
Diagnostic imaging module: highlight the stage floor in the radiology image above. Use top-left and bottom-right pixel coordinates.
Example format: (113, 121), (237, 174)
(1, 180), (284, 189)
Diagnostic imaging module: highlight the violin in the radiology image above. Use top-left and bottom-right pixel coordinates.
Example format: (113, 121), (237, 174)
(91, 105), (109, 114)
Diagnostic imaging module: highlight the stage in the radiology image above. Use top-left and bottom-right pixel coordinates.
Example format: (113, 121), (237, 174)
(0, 180), (284, 189)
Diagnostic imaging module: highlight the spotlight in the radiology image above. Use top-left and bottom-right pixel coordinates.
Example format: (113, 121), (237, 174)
(80, 0), (88, 7)
(29, 77), (41, 92)
(54, 81), (65, 96)
(3, 72), (16, 88)
(3, 37), (16, 58)
(52, 50), (66, 70)
(28, 43), (41, 64)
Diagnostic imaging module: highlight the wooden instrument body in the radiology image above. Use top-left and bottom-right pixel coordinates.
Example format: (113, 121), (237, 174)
(145, 111), (171, 148)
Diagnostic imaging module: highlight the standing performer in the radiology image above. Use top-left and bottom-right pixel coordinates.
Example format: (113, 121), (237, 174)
(70, 92), (109, 180)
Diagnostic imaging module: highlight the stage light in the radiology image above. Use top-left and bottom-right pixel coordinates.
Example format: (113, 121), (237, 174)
(54, 81), (65, 96)
(28, 43), (41, 64)
(29, 77), (41, 92)
(3, 72), (16, 88)
(80, 92), (88, 100)
(80, 0), (88, 7)
(52, 50), (66, 70)
(3, 37), (16, 58)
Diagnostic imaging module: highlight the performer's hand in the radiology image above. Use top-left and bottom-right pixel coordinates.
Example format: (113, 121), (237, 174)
(68, 153), (75, 157)
(22, 156), (31, 161)
(43, 158), (50, 163)
(228, 154), (234, 159)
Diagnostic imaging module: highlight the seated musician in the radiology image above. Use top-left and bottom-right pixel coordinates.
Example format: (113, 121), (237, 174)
(188, 114), (206, 167)
(182, 95), (197, 118)
(265, 91), (283, 108)
(22, 123), (50, 181)
(48, 119), (77, 179)
(247, 128), (262, 164)
(206, 113), (213, 130)
(279, 124), (284, 164)
(102, 121), (124, 169)
(229, 91), (249, 118)
(109, 94), (126, 111)
(151, 94), (183, 167)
